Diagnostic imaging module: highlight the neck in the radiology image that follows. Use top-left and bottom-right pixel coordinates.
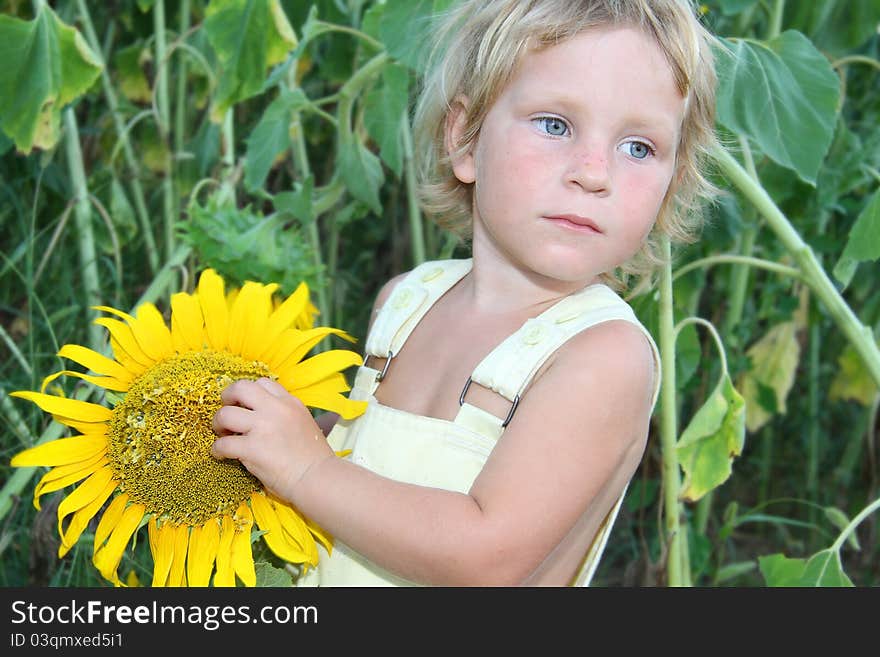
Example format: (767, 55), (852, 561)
(462, 242), (598, 316)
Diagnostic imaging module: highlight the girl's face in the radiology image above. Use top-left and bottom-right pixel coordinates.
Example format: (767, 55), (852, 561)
(450, 26), (685, 290)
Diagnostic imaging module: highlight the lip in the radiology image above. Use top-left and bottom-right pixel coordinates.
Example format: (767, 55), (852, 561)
(543, 214), (603, 234)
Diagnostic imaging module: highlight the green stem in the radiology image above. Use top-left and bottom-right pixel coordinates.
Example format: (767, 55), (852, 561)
(400, 113), (426, 266)
(768, 0), (785, 40)
(218, 110), (237, 206)
(289, 111), (329, 333)
(830, 495), (880, 553)
(673, 254), (799, 282)
(154, 0), (176, 264)
(76, 0), (159, 275)
(675, 317), (730, 379)
(806, 321), (821, 534)
(63, 108), (103, 352)
(658, 236), (687, 586)
(832, 55), (880, 72)
(174, 0), (191, 161)
(712, 144), (880, 389)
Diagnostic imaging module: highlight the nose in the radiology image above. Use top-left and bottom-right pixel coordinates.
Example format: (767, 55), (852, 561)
(566, 148), (611, 194)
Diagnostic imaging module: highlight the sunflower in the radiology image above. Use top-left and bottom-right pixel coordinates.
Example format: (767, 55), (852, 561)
(10, 268), (366, 587)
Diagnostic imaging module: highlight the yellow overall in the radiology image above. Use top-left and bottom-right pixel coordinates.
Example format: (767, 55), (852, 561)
(299, 259), (660, 586)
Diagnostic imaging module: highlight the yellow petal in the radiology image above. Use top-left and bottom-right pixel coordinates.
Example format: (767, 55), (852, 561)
(232, 501), (256, 587)
(94, 318), (153, 369)
(186, 520), (221, 587)
(57, 471), (117, 557)
(129, 303), (174, 362)
(239, 283), (279, 360)
(284, 350), (363, 388)
(292, 387), (368, 420)
(170, 292), (205, 353)
(34, 454), (108, 510)
(198, 268), (229, 351)
(168, 523), (191, 587)
(149, 519), (174, 587)
(43, 369), (130, 393)
(261, 283), (309, 348)
(10, 391), (112, 423)
(93, 493), (129, 556)
(270, 499), (319, 566)
(264, 327), (351, 371)
(304, 514), (334, 554)
(281, 371), (350, 395)
(57, 344), (133, 383)
(227, 281), (271, 357)
(250, 492), (310, 564)
(11, 433), (107, 468)
(213, 515), (237, 587)
(93, 500), (146, 586)
(93, 305), (136, 323)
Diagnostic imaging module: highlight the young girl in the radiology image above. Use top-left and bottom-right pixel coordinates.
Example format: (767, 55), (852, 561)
(211, 0), (719, 586)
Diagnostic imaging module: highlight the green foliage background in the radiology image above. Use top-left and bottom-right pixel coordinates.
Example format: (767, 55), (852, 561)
(0, 0), (878, 587)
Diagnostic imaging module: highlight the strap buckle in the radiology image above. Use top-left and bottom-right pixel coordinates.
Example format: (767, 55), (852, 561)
(372, 350), (394, 383)
(458, 377), (521, 428)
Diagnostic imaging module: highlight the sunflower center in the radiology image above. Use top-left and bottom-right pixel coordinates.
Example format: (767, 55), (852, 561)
(107, 350), (272, 526)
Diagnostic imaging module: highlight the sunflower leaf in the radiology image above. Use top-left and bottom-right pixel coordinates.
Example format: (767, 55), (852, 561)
(676, 373), (746, 502)
(204, 0), (298, 122)
(0, 5), (103, 153)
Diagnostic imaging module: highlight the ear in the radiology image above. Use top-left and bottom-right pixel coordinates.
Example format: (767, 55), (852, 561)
(444, 96), (476, 184)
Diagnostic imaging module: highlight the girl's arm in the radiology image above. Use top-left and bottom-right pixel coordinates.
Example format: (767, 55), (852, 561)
(211, 318), (656, 586)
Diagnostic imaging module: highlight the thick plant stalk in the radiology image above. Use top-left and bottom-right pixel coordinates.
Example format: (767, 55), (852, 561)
(76, 0), (159, 276)
(658, 235), (688, 586)
(0, 244), (191, 524)
(174, 0), (191, 162)
(154, 0), (176, 264)
(713, 145), (880, 388)
(64, 108), (103, 352)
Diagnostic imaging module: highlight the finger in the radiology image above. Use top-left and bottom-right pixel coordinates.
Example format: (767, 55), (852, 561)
(212, 405), (253, 436)
(210, 435), (245, 461)
(255, 377), (291, 399)
(219, 378), (267, 408)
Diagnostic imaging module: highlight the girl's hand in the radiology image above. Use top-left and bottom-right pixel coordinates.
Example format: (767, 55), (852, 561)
(210, 377), (333, 500)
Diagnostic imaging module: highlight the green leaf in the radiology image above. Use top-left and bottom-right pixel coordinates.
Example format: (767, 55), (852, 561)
(274, 175), (315, 225)
(363, 62), (409, 177)
(715, 31), (840, 185)
(759, 549), (855, 587)
(377, 0), (438, 72)
(336, 134), (384, 214)
(800, 549), (854, 587)
(204, 0), (298, 122)
(254, 560), (294, 587)
(833, 188), (880, 287)
(113, 43), (152, 104)
(0, 6), (102, 153)
(717, 0), (759, 16)
(758, 553), (807, 586)
(676, 373), (746, 501)
(244, 87), (309, 191)
(828, 342), (880, 407)
(179, 196), (321, 294)
(714, 560), (756, 584)
(738, 319), (801, 433)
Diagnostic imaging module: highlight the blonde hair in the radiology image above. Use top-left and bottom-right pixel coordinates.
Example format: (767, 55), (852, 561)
(412, 0), (720, 289)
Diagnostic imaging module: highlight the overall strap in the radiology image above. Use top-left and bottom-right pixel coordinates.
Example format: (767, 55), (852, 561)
(453, 284), (661, 436)
(364, 258), (472, 366)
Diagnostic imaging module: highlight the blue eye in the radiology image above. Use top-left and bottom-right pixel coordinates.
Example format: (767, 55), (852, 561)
(536, 116), (569, 137)
(624, 141), (653, 159)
